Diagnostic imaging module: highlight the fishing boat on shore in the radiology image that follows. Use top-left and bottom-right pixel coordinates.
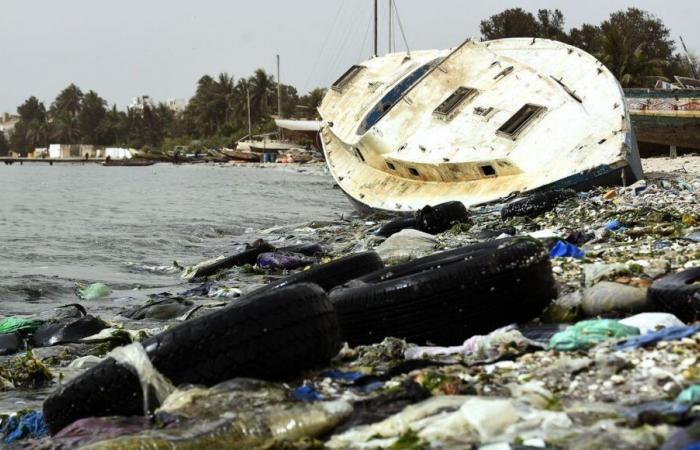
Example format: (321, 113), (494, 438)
(319, 37), (642, 213)
(626, 87), (700, 152)
(102, 157), (155, 167)
(222, 147), (261, 162)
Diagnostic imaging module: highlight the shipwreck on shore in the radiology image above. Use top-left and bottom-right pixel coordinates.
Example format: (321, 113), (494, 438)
(319, 38), (643, 213)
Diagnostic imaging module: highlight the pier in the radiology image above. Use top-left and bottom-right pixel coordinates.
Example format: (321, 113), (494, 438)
(1, 157), (105, 165)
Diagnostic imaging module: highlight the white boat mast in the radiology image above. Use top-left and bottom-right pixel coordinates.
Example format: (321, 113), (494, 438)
(277, 54), (283, 138)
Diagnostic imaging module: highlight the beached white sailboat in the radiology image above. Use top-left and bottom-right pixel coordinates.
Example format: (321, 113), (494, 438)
(318, 4), (642, 213)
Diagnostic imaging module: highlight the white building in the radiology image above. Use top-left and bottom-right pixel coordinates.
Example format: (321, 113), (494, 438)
(165, 98), (188, 113)
(129, 95), (155, 110)
(128, 96), (188, 113)
(0, 113), (20, 138)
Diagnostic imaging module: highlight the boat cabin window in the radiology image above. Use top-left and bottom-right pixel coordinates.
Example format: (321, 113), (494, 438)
(332, 65), (364, 91)
(386, 161), (396, 171)
(408, 167), (420, 176)
(497, 104), (546, 139)
(481, 165), (496, 176)
(357, 58), (443, 135)
(433, 87), (478, 119)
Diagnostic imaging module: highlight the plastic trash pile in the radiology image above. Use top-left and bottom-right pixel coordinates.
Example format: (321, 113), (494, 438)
(2, 164), (700, 449)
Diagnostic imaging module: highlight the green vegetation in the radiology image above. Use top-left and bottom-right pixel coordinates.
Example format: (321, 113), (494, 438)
(7, 69), (326, 155)
(480, 7), (695, 87)
(0, 131), (8, 156)
(5, 7), (695, 155)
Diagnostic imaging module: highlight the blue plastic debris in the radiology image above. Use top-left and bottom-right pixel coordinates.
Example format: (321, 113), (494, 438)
(291, 384), (323, 402)
(615, 325), (700, 351)
(549, 240), (585, 259)
(256, 252), (314, 270)
(605, 219), (622, 231)
(683, 443), (700, 450)
(1, 410), (48, 443)
(320, 370), (365, 383)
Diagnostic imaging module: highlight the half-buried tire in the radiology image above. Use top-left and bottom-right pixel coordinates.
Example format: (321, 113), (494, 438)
(43, 283), (340, 434)
(501, 189), (577, 220)
(376, 216), (419, 237)
(416, 201), (470, 234)
(648, 267), (700, 322)
(254, 251), (384, 294)
(330, 238), (557, 346)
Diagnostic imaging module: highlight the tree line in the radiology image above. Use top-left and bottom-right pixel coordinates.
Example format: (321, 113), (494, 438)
(4, 69), (326, 156)
(2, 7), (696, 156)
(480, 7), (696, 87)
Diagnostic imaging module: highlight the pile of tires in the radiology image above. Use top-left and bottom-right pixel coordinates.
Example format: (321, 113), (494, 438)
(330, 238), (557, 346)
(43, 239), (557, 434)
(43, 283), (341, 434)
(376, 201), (470, 237)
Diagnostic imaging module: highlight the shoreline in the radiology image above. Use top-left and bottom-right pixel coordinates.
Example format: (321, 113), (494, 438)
(1, 157), (699, 447)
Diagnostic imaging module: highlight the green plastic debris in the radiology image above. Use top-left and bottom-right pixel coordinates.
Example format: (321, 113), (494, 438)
(77, 283), (112, 300)
(0, 317), (43, 335)
(548, 319), (640, 351)
(676, 384), (700, 405)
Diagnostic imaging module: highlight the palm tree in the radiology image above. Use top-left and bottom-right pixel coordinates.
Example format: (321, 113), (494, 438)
(213, 73), (236, 128)
(598, 27), (666, 87)
(79, 91), (107, 144)
(249, 69), (276, 123)
(51, 84), (83, 119)
(51, 115), (80, 144)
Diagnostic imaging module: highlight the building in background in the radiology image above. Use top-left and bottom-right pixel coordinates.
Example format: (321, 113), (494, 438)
(128, 96), (187, 113)
(0, 113), (20, 138)
(129, 95), (155, 110)
(165, 99), (188, 113)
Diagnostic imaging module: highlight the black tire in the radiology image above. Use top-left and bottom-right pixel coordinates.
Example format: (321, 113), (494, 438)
(648, 268), (700, 322)
(189, 240), (275, 280)
(330, 239), (556, 346)
(376, 217), (419, 237)
(353, 240), (504, 285)
(416, 201), (470, 234)
(501, 189), (577, 220)
(43, 283), (340, 434)
(31, 316), (108, 347)
(255, 251), (384, 294)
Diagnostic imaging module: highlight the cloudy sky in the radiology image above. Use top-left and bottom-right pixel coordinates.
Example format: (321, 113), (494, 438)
(1, 0), (698, 113)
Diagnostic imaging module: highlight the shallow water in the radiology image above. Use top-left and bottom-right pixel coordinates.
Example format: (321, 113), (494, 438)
(0, 163), (349, 317)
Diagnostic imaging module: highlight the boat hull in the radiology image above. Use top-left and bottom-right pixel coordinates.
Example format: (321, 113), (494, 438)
(626, 89), (700, 150)
(319, 38), (642, 213)
(102, 159), (155, 167)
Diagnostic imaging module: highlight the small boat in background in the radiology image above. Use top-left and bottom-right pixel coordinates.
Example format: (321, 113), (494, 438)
(222, 148), (260, 162)
(103, 157), (155, 167)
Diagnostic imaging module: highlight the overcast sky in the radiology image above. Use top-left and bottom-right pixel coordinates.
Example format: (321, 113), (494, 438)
(1, 0), (698, 113)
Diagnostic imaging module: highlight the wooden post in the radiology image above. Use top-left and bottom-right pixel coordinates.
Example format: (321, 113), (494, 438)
(670, 145), (677, 159)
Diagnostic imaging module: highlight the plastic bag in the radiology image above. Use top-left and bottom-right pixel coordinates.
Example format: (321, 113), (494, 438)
(77, 282), (111, 300)
(548, 319), (639, 351)
(0, 317), (43, 335)
(549, 240), (585, 259)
